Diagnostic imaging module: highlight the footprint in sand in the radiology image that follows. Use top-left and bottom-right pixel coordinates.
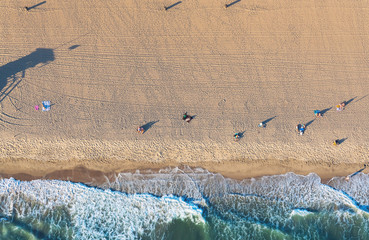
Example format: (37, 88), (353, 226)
(218, 99), (226, 107)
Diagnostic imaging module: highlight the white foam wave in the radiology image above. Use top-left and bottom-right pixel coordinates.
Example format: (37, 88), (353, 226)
(328, 173), (369, 206)
(290, 209), (313, 217)
(104, 168), (369, 213)
(1, 167), (369, 239)
(98, 167), (369, 237)
(0, 178), (205, 240)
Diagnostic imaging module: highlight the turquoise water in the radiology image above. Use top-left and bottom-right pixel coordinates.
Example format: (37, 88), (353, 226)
(0, 167), (368, 239)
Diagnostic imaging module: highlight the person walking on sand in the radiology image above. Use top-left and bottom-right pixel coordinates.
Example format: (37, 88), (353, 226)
(314, 110), (322, 117)
(137, 126), (144, 134)
(234, 133), (240, 141)
(182, 112), (193, 123)
(296, 124), (305, 135)
(336, 102), (345, 111)
(345, 164), (367, 181)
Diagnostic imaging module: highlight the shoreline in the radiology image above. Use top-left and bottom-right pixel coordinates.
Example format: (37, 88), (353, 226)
(0, 138), (368, 185)
(1, 157), (367, 185)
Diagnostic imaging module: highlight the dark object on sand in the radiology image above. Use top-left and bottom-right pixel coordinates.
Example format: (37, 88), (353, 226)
(137, 126), (144, 134)
(183, 112), (193, 123)
(314, 110), (322, 117)
(296, 124), (305, 135)
(234, 133), (240, 141)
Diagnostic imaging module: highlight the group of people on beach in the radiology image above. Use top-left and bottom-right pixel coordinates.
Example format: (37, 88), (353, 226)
(294, 101), (349, 146)
(137, 100), (348, 144)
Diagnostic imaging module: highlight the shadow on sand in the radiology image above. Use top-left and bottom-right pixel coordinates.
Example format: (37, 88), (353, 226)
(25, 1), (47, 11)
(225, 0), (241, 8)
(261, 116), (276, 127)
(320, 107), (332, 116)
(354, 94), (368, 103)
(164, 1), (182, 10)
(69, 45), (80, 50)
(235, 130), (246, 140)
(349, 164), (367, 179)
(141, 120), (159, 133)
(337, 138), (348, 145)
(305, 119), (315, 128)
(0, 48), (55, 103)
(344, 97), (357, 106)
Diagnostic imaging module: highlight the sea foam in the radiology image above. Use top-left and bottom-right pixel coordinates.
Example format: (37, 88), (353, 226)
(0, 178), (205, 239)
(1, 168), (369, 239)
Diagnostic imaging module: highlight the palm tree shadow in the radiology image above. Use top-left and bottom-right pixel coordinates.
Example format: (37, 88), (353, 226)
(305, 119), (315, 128)
(320, 107), (332, 116)
(337, 137), (348, 144)
(141, 120), (159, 133)
(0, 48), (55, 103)
(262, 116), (276, 126)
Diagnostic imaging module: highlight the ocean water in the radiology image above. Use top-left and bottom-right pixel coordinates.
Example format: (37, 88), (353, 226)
(0, 167), (368, 240)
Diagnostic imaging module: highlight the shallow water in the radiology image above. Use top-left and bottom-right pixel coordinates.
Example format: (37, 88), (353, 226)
(0, 167), (368, 240)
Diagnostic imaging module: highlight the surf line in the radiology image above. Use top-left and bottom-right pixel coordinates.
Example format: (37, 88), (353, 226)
(345, 164), (367, 181)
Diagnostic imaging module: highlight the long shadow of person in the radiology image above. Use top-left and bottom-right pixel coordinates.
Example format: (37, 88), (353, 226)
(320, 107), (332, 116)
(261, 116), (276, 127)
(234, 130), (246, 141)
(0, 48), (55, 103)
(141, 120), (159, 133)
(25, 1), (47, 11)
(305, 119), (315, 128)
(225, 0), (241, 8)
(344, 97), (357, 106)
(164, 1), (182, 10)
(337, 138), (348, 144)
(348, 164), (367, 180)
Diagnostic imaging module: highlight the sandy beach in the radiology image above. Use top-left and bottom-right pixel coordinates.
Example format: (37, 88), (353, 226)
(0, 0), (368, 181)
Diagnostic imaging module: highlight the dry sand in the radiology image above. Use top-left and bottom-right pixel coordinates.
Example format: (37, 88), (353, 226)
(0, 0), (368, 181)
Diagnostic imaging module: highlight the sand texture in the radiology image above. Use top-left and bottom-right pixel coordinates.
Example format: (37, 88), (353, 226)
(0, 0), (368, 180)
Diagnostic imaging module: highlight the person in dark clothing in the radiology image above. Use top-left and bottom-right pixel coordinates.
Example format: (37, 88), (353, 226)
(183, 112), (193, 123)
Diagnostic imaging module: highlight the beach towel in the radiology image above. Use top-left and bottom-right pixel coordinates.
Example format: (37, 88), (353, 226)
(42, 101), (51, 111)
